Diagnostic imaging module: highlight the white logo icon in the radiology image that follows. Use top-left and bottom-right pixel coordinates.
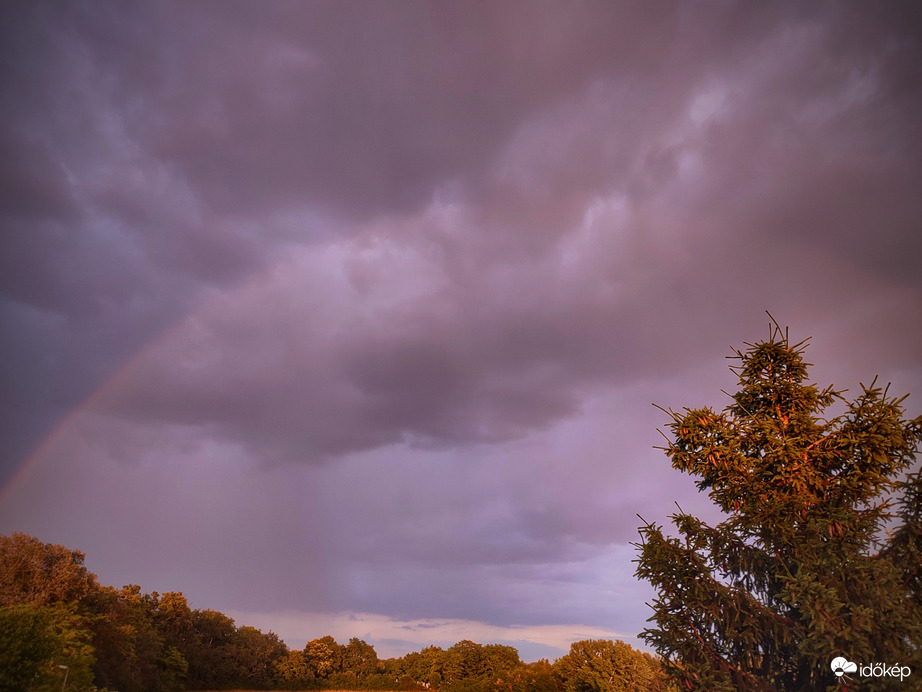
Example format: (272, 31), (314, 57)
(830, 657), (858, 677)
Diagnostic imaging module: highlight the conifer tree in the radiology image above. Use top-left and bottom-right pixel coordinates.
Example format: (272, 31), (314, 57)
(635, 320), (922, 691)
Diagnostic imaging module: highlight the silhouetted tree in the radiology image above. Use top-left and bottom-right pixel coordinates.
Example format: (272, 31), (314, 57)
(636, 321), (922, 690)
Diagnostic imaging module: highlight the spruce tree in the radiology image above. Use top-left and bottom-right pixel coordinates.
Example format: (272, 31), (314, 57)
(635, 320), (922, 691)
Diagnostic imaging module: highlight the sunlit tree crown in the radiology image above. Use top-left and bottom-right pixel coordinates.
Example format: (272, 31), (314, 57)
(637, 319), (922, 691)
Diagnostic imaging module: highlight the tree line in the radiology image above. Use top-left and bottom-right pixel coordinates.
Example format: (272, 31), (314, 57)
(0, 532), (673, 692)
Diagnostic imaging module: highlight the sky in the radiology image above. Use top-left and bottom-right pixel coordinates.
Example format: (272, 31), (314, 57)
(1, 0), (921, 662)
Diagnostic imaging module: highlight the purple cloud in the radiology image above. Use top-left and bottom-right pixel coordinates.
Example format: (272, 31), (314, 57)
(1, 0), (920, 659)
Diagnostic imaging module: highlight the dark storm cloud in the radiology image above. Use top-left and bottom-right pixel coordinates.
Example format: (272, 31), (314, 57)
(0, 134), (79, 222)
(2, 0), (922, 650)
(143, 0), (684, 218)
(1, 0), (913, 473)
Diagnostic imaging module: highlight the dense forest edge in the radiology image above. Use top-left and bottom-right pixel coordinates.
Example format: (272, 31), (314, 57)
(0, 532), (674, 692)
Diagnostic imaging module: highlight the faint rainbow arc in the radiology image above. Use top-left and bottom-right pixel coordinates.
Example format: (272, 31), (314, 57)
(0, 312), (198, 505)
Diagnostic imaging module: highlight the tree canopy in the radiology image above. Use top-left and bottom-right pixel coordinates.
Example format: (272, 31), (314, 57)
(636, 322), (922, 691)
(552, 638), (674, 692)
(0, 532), (667, 691)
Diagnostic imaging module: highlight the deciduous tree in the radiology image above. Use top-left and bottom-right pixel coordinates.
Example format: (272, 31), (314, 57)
(552, 639), (673, 692)
(0, 604), (55, 692)
(304, 635), (343, 679)
(0, 533), (97, 607)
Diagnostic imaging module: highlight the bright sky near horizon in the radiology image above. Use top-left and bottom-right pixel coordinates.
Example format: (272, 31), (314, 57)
(1, 0), (921, 662)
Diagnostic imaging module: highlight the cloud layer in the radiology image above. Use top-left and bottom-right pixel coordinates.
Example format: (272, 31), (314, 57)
(2, 0), (921, 659)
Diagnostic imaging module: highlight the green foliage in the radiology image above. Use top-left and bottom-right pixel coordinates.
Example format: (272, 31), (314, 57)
(381, 639), (552, 692)
(344, 636), (382, 677)
(183, 608), (239, 688)
(427, 639), (522, 692)
(552, 639), (674, 692)
(635, 323), (922, 691)
(0, 532), (294, 692)
(514, 658), (558, 692)
(445, 639), (492, 681)
(0, 533), (98, 692)
(158, 646), (190, 692)
(274, 648), (312, 688)
(305, 634), (345, 679)
(0, 603), (96, 692)
(0, 604), (55, 692)
(0, 534), (681, 692)
(227, 626), (287, 688)
(33, 604), (97, 692)
(90, 584), (180, 692)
